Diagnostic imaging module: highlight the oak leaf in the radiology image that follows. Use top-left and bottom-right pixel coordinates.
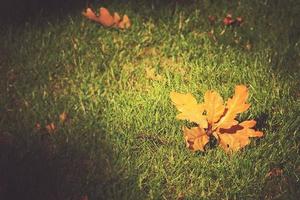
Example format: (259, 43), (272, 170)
(170, 85), (263, 153)
(82, 7), (131, 29)
(183, 126), (209, 152)
(170, 92), (207, 128)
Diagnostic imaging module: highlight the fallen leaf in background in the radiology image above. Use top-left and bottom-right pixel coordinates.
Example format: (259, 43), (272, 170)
(82, 8), (98, 21)
(118, 14), (131, 29)
(235, 16), (243, 26)
(59, 111), (68, 123)
(97, 7), (115, 27)
(208, 15), (217, 25)
(82, 7), (131, 29)
(171, 85), (264, 152)
(223, 14), (243, 26)
(113, 12), (121, 25)
(266, 168), (283, 178)
(223, 14), (234, 26)
(34, 122), (41, 131)
(46, 122), (56, 134)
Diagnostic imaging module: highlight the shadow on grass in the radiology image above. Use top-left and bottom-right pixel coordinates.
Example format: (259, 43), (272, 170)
(0, 128), (138, 200)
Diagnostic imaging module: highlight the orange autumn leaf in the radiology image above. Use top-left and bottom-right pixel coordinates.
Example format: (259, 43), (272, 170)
(113, 12), (121, 25)
(170, 85), (263, 153)
(82, 7), (131, 29)
(214, 85), (250, 130)
(170, 92), (207, 128)
(217, 120), (263, 152)
(204, 90), (225, 125)
(183, 126), (209, 152)
(98, 7), (115, 27)
(82, 8), (98, 21)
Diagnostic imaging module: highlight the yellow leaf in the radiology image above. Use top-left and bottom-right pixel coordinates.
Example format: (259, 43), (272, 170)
(214, 85), (250, 130)
(183, 126), (209, 151)
(170, 92), (207, 128)
(204, 90), (225, 125)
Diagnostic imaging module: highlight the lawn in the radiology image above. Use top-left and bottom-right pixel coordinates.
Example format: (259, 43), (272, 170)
(0, 0), (299, 199)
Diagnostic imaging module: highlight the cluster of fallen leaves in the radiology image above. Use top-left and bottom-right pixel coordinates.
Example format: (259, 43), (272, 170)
(206, 13), (252, 50)
(208, 14), (243, 26)
(82, 7), (131, 29)
(170, 85), (263, 153)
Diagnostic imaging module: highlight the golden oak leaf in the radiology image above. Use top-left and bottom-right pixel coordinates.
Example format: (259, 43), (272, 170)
(214, 85), (250, 130)
(217, 120), (263, 152)
(183, 126), (209, 151)
(204, 90), (225, 125)
(170, 92), (207, 128)
(171, 85), (263, 153)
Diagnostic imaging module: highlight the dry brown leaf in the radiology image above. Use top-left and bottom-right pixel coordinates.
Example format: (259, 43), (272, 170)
(171, 85), (263, 153)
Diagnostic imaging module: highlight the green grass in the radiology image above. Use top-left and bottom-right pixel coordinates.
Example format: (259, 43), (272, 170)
(0, 0), (299, 199)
